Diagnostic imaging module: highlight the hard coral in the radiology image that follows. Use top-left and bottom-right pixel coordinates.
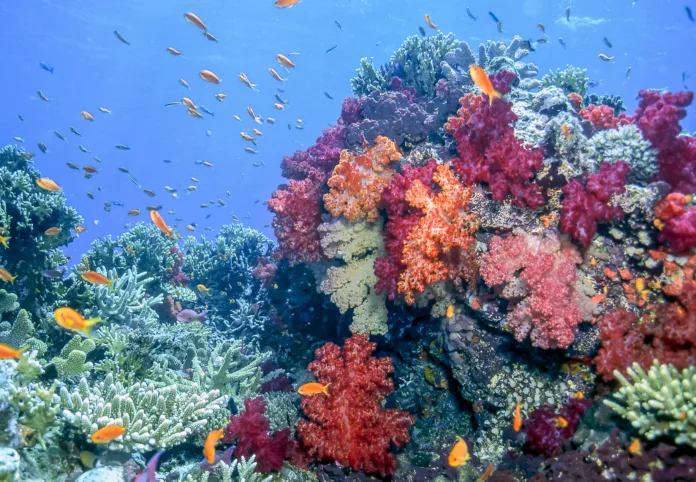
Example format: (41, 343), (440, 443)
(630, 90), (696, 194)
(560, 161), (630, 248)
(655, 193), (696, 254)
(578, 104), (619, 130)
(397, 164), (479, 304)
(481, 233), (590, 349)
(297, 334), (415, 477)
(524, 397), (592, 457)
(445, 73), (545, 209)
(223, 397), (289, 473)
(323, 136), (401, 223)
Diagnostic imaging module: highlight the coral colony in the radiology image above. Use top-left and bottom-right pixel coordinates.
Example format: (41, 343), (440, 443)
(2, 32), (696, 481)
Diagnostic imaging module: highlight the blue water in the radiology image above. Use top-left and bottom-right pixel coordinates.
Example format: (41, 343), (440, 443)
(2, 0), (695, 257)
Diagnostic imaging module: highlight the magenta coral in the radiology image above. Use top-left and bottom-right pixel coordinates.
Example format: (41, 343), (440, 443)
(340, 97), (364, 125)
(223, 397), (290, 473)
(444, 77), (545, 209)
(297, 334), (415, 477)
(481, 233), (590, 349)
(280, 125), (347, 182)
(523, 397), (592, 457)
(560, 161), (630, 248)
(630, 90), (696, 194)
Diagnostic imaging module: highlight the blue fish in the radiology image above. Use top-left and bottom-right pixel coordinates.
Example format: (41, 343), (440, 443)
(687, 6), (695, 22)
(40, 62), (54, 74)
(466, 7), (478, 21)
(324, 92), (334, 100)
(199, 105), (214, 117)
(588, 80), (602, 88)
(277, 88), (286, 93)
(558, 37), (567, 50)
(112, 200), (124, 207)
(488, 11), (500, 23)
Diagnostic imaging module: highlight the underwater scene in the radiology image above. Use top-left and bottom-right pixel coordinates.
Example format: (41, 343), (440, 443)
(2, 0), (696, 480)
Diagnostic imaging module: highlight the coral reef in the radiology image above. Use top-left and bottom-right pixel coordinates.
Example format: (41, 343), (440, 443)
(541, 66), (589, 96)
(587, 124), (658, 181)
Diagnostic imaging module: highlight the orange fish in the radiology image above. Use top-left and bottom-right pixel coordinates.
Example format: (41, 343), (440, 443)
(81, 111), (95, 121)
(45, 227), (62, 236)
(184, 12), (208, 31)
(477, 464), (495, 482)
(203, 428), (224, 464)
(187, 108), (203, 119)
(561, 124), (572, 141)
(182, 97), (196, 109)
(150, 209), (174, 239)
(0, 268), (17, 284)
(36, 177), (62, 192)
(167, 47), (182, 56)
(75, 225), (87, 233)
(424, 13), (437, 29)
(297, 382), (331, 396)
(574, 391), (584, 399)
(54, 307), (101, 337)
(276, 54), (295, 68)
(628, 438), (642, 455)
(513, 401), (522, 432)
(555, 416), (569, 428)
(238, 73), (256, 89)
(91, 425), (126, 444)
(448, 436), (470, 467)
(446, 305), (454, 318)
(199, 70), (221, 84)
(538, 22), (545, 32)
(81, 271), (114, 289)
(269, 68), (286, 82)
(0, 342), (27, 360)
(469, 65), (502, 106)
(275, 0), (301, 7)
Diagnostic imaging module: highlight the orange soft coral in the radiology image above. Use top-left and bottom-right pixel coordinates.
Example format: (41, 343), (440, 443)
(323, 136), (401, 223)
(397, 164), (479, 304)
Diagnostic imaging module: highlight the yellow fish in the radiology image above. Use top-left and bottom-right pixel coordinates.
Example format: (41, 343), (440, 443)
(448, 436), (470, 467)
(197, 284), (211, 295)
(54, 307), (101, 337)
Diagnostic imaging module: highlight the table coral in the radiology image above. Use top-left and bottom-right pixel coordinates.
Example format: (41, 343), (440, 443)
(445, 73), (545, 209)
(297, 334), (414, 476)
(560, 161), (630, 248)
(397, 164), (479, 305)
(481, 233), (591, 349)
(323, 136), (401, 223)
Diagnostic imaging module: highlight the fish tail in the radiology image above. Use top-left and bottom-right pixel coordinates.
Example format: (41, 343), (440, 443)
(107, 279), (115, 291)
(0, 237), (9, 248)
(83, 318), (102, 337)
(323, 383), (331, 396)
(17, 344), (30, 359)
(489, 90), (502, 106)
(9, 275), (16, 284)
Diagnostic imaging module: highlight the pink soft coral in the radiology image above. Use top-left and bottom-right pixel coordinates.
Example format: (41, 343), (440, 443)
(481, 233), (591, 349)
(297, 334), (414, 477)
(654, 193), (696, 254)
(323, 136), (401, 223)
(560, 161), (630, 248)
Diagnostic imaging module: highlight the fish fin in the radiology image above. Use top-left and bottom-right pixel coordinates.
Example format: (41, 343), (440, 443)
(323, 383), (331, 396)
(84, 318), (102, 338)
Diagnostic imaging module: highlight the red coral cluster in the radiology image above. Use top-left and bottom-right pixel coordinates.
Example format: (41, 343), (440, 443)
(654, 192), (696, 254)
(579, 104), (619, 130)
(223, 397), (291, 473)
(629, 90), (696, 194)
(560, 161), (631, 248)
(297, 334), (414, 477)
(523, 397), (593, 457)
(444, 72), (545, 209)
(596, 258), (696, 380)
(323, 136), (401, 223)
(481, 233), (590, 349)
(567, 93), (583, 110)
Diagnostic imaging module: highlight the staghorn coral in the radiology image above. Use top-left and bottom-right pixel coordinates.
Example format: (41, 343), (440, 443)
(50, 335), (95, 380)
(389, 33), (458, 97)
(298, 335), (414, 477)
(397, 164), (479, 305)
(540, 65), (589, 96)
(180, 456), (272, 482)
(318, 218), (388, 335)
(323, 136), (401, 223)
(350, 57), (391, 97)
(0, 294), (46, 355)
(604, 361), (696, 446)
(59, 372), (227, 451)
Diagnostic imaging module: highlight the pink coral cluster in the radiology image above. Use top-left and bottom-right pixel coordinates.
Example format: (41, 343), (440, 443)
(297, 334), (415, 476)
(560, 161), (631, 248)
(323, 136), (401, 223)
(166, 246), (190, 286)
(481, 233), (591, 349)
(444, 72), (545, 208)
(251, 257), (277, 288)
(654, 193), (696, 253)
(579, 104), (620, 130)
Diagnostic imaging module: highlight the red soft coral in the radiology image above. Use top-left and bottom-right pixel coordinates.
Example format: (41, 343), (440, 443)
(281, 125), (347, 182)
(444, 84), (545, 209)
(579, 104), (619, 130)
(323, 136), (401, 223)
(223, 397), (290, 473)
(560, 161), (630, 248)
(267, 178), (325, 265)
(655, 193), (696, 254)
(396, 164), (479, 304)
(481, 233), (591, 349)
(297, 334), (415, 477)
(523, 397), (592, 457)
(629, 90), (696, 194)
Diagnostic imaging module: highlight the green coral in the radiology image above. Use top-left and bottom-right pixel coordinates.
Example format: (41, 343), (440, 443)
(350, 57), (391, 96)
(584, 93), (626, 114)
(0, 146), (81, 312)
(588, 124), (658, 182)
(604, 360), (696, 446)
(0, 297), (47, 355)
(541, 65), (589, 96)
(59, 372), (227, 451)
(178, 456), (272, 482)
(50, 335), (95, 379)
(318, 219), (388, 335)
(263, 391), (300, 435)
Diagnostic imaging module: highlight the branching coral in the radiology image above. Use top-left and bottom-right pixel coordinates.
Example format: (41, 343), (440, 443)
(323, 136), (401, 223)
(396, 164), (479, 305)
(481, 232), (591, 349)
(605, 361), (696, 446)
(50, 335), (95, 379)
(560, 161), (630, 248)
(297, 334), (414, 477)
(445, 73), (545, 208)
(86, 268), (163, 325)
(181, 456), (272, 482)
(541, 65), (589, 96)
(59, 373), (227, 451)
(350, 57), (391, 97)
